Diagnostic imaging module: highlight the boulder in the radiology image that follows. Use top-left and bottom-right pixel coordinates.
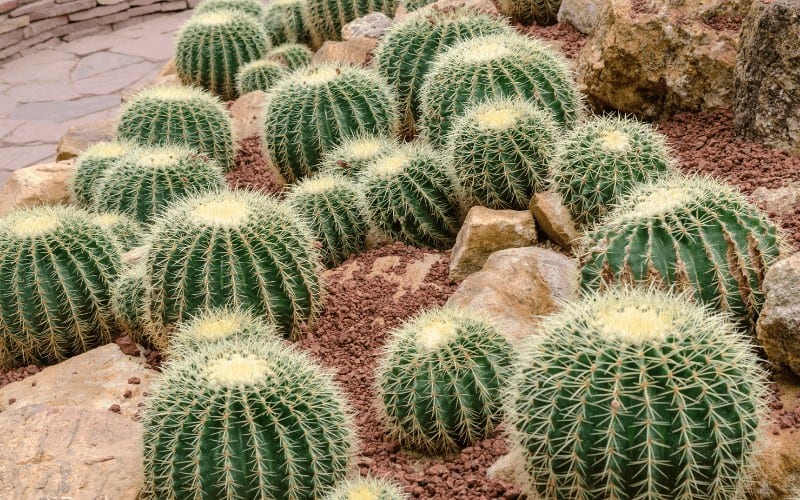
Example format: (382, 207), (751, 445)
(341, 12), (394, 41)
(398, 0), (501, 20)
(733, 0), (800, 154)
(756, 253), (800, 376)
(159, 57), (177, 77)
(529, 191), (580, 250)
(750, 183), (800, 220)
(311, 37), (377, 67)
(557, 0), (611, 34)
(447, 247), (579, 342)
(230, 90), (267, 141)
(0, 160), (76, 217)
(449, 206), (537, 281)
(55, 118), (117, 161)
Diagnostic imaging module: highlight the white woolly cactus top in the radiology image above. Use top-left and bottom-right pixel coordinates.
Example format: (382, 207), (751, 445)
(323, 475), (410, 500)
(168, 307), (281, 358)
(1, 205), (85, 239)
(131, 144), (197, 168)
(272, 0), (301, 5)
(94, 213), (125, 226)
(472, 102), (522, 130)
(367, 150), (411, 178)
(188, 10), (235, 26)
(192, 197), (250, 227)
(206, 353), (272, 388)
(439, 33), (559, 67)
(294, 173), (351, 195)
(132, 84), (221, 104)
(83, 140), (130, 159)
(415, 316), (460, 351)
(299, 65), (342, 86)
(342, 137), (392, 160)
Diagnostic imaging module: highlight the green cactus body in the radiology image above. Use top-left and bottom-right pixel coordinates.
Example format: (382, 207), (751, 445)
(144, 190), (323, 348)
(506, 287), (766, 499)
(323, 476), (409, 500)
(93, 145), (226, 224)
(377, 308), (513, 453)
(374, 9), (511, 137)
(142, 337), (355, 499)
(70, 141), (132, 207)
(175, 11), (270, 101)
(267, 43), (314, 70)
(236, 59), (286, 94)
(111, 264), (147, 344)
(550, 115), (674, 228)
(360, 143), (462, 249)
(263, 0), (311, 45)
(194, 0), (266, 18)
(447, 98), (559, 210)
(400, 0), (435, 12)
(305, 0), (398, 43)
(419, 33), (581, 147)
(168, 306), (281, 358)
(0, 206), (121, 366)
(498, 0), (561, 25)
(263, 64), (399, 182)
(286, 173), (369, 267)
(579, 175), (784, 329)
(117, 85), (236, 171)
(92, 212), (143, 252)
(318, 134), (399, 178)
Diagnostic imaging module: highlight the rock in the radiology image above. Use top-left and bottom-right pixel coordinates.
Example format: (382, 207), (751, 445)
(576, 0), (739, 119)
(486, 448), (526, 485)
(449, 206), (537, 281)
(230, 90), (266, 141)
(311, 37), (376, 67)
(750, 183), (800, 219)
(159, 57), (176, 77)
(756, 253), (800, 376)
(733, 0), (800, 154)
(122, 244), (149, 267)
(529, 191), (580, 250)
(341, 12), (393, 41)
(0, 159), (75, 217)
(417, 0), (500, 16)
(447, 247), (579, 342)
(55, 118), (117, 161)
(557, 0), (610, 34)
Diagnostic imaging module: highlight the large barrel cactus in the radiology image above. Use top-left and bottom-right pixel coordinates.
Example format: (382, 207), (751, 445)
(263, 0), (311, 46)
(168, 306), (281, 358)
(318, 134), (399, 178)
(70, 141), (132, 207)
(267, 43), (313, 70)
(498, 0), (561, 25)
(506, 287), (766, 499)
(323, 476), (409, 500)
(305, 0), (398, 44)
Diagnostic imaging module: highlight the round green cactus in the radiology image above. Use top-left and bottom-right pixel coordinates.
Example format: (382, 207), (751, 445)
(194, 0), (266, 18)
(323, 476), (409, 500)
(144, 190), (323, 348)
(0, 206), (121, 366)
(374, 9), (511, 137)
(70, 141), (132, 207)
(93, 145), (226, 224)
(305, 0), (398, 43)
(550, 115), (674, 228)
(117, 85), (236, 171)
(377, 307), (513, 453)
(579, 175), (784, 329)
(236, 58), (286, 94)
(498, 0), (561, 25)
(111, 263), (147, 344)
(175, 11), (270, 101)
(447, 97), (559, 210)
(419, 33), (581, 147)
(267, 43), (313, 70)
(263, 64), (400, 182)
(400, 0), (435, 12)
(91, 212), (143, 252)
(506, 287), (766, 499)
(360, 143), (462, 249)
(142, 336), (355, 499)
(318, 133), (399, 178)
(262, 0), (310, 46)
(285, 173), (369, 267)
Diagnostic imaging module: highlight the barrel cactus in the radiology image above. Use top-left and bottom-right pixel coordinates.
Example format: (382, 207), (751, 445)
(263, 64), (400, 182)
(236, 59), (286, 94)
(94, 145), (226, 224)
(168, 306), (281, 358)
(323, 476), (409, 500)
(360, 143), (462, 249)
(267, 43), (313, 70)
(117, 85), (235, 171)
(550, 115), (674, 228)
(377, 307), (513, 453)
(318, 134), (399, 178)
(498, 0), (561, 25)
(111, 264), (148, 344)
(194, 0), (266, 18)
(92, 212), (142, 252)
(70, 141), (132, 207)
(447, 97), (559, 210)
(506, 287), (766, 499)
(579, 175), (784, 329)
(263, 0), (310, 46)
(0, 206), (121, 366)
(175, 11), (270, 101)
(305, 0), (398, 43)
(142, 336), (355, 499)
(374, 9), (511, 137)
(420, 33), (581, 147)
(144, 190), (323, 347)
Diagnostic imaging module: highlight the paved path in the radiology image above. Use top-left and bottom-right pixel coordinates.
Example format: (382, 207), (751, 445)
(0, 10), (192, 186)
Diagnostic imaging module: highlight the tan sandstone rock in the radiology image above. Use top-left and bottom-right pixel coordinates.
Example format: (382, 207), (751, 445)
(529, 191), (580, 250)
(750, 183), (800, 220)
(341, 12), (394, 41)
(311, 37), (376, 67)
(56, 118), (117, 161)
(756, 253), (800, 376)
(159, 57), (177, 77)
(231, 90), (267, 141)
(0, 159), (75, 217)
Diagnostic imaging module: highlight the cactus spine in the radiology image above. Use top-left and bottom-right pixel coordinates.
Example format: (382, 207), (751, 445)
(305, 0), (398, 43)
(92, 212), (143, 252)
(318, 134), (399, 178)
(323, 476), (409, 500)
(194, 0), (266, 18)
(498, 0), (561, 25)
(236, 58), (286, 94)
(111, 264), (148, 345)
(263, 0), (311, 46)
(267, 43), (313, 70)
(70, 141), (132, 207)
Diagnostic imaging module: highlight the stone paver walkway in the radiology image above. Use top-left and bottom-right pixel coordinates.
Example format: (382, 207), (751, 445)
(0, 10), (192, 186)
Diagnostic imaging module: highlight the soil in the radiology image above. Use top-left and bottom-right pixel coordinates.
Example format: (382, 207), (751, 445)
(520, 22), (587, 59)
(226, 136), (284, 196)
(701, 15), (743, 33)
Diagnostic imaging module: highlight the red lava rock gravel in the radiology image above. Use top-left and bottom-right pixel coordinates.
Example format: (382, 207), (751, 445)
(701, 15), (743, 32)
(520, 22), (587, 59)
(226, 137), (284, 196)
(0, 364), (40, 390)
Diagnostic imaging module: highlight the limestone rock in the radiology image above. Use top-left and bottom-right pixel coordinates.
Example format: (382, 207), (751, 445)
(311, 37), (376, 67)
(401, 0), (501, 20)
(734, 0), (800, 154)
(159, 57), (176, 77)
(341, 12), (393, 41)
(756, 253), (800, 376)
(0, 159), (75, 216)
(55, 118), (117, 161)
(231, 90), (266, 141)
(750, 183), (800, 220)
(447, 247), (579, 342)
(449, 206), (537, 281)
(529, 191), (580, 250)
(557, 0), (610, 34)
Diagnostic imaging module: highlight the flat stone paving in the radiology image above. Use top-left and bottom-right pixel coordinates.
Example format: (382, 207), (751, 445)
(0, 10), (192, 186)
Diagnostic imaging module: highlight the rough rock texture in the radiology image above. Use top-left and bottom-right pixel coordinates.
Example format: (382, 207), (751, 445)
(529, 191), (579, 250)
(576, 0), (739, 119)
(341, 12), (393, 41)
(0, 159), (75, 216)
(159, 57), (176, 77)
(733, 0), (800, 154)
(557, 0), (610, 34)
(226, 136), (285, 194)
(311, 37), (376, 67)
(751, 183), (800, 220)
(449, 206), (537, 281)
(55, 118), (117, 161)
(396, 0), (500, 20)
(757, 253), (800, 376)
(230, 90), (266, 142)
(447, 247), (579, 342)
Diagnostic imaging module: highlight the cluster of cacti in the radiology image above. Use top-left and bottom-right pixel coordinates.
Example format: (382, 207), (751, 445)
(506, 287), (766, 499)
(262, 0), (311, 46)
(144, 190), (323, 348)
(579, 175), (783, 329)
(117, 85), (235, 171)
(236, 58), (286, 94)
(498, 0), (561, 25)
(168, 306), (280, 358)
(0, 206), (121, 366)
(420, 33), (581, 147)
(194, 0), (266, 18)
(359, 143), (462, 249)
(323, 476), (409, 500)
(142, 336), (355, 499)
(377, 308), (513, 452)
(70, 141), (132, 207)
(175, 11), (269, 100)
(305, 0), (398, 43)
(374, 9), (511, 137)
(550, 115), (674, 227)
(263, 64), (399, 182)
(111, 264), (147, 344)
(319, 134), (399, 177)
(93, 145), (226, 224)
(285, 173), (369, 267)
(91, 212), (143, 252)
(267, 43), (313, 69)
(447, 97), (559, 210)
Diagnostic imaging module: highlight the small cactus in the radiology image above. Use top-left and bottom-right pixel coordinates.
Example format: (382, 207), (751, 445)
(498, 0), (561, 26)
(194, 0), (266, 18)
(377, 307), (514, 453)
(111, 264), (148, 344)
(446, 97), (559, 210)
(262, 0), (311, 46)
(318, 133), (399, 178)
(142, 336), (355, 499)
(91, 212), (143, 252)
(70, 141), (132, 207)
(236, 58), (286, 94)
(506, 287), (766, 499)
(117, 85), (236, 171)
(305, 0), (398, 43)
(168, 306), (281, 358)
(323, 476), (409, 500)
(267, 43), (314, 70)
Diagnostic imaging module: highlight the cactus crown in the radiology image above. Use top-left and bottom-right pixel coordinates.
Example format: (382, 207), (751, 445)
(71, 140), (134, 207)
(267, 43), (313, 69)
(91, 212), (142, 252)
(323, 476), (410, 500)
(194, 0), (266, 18)
(319, 134), (399, 177)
